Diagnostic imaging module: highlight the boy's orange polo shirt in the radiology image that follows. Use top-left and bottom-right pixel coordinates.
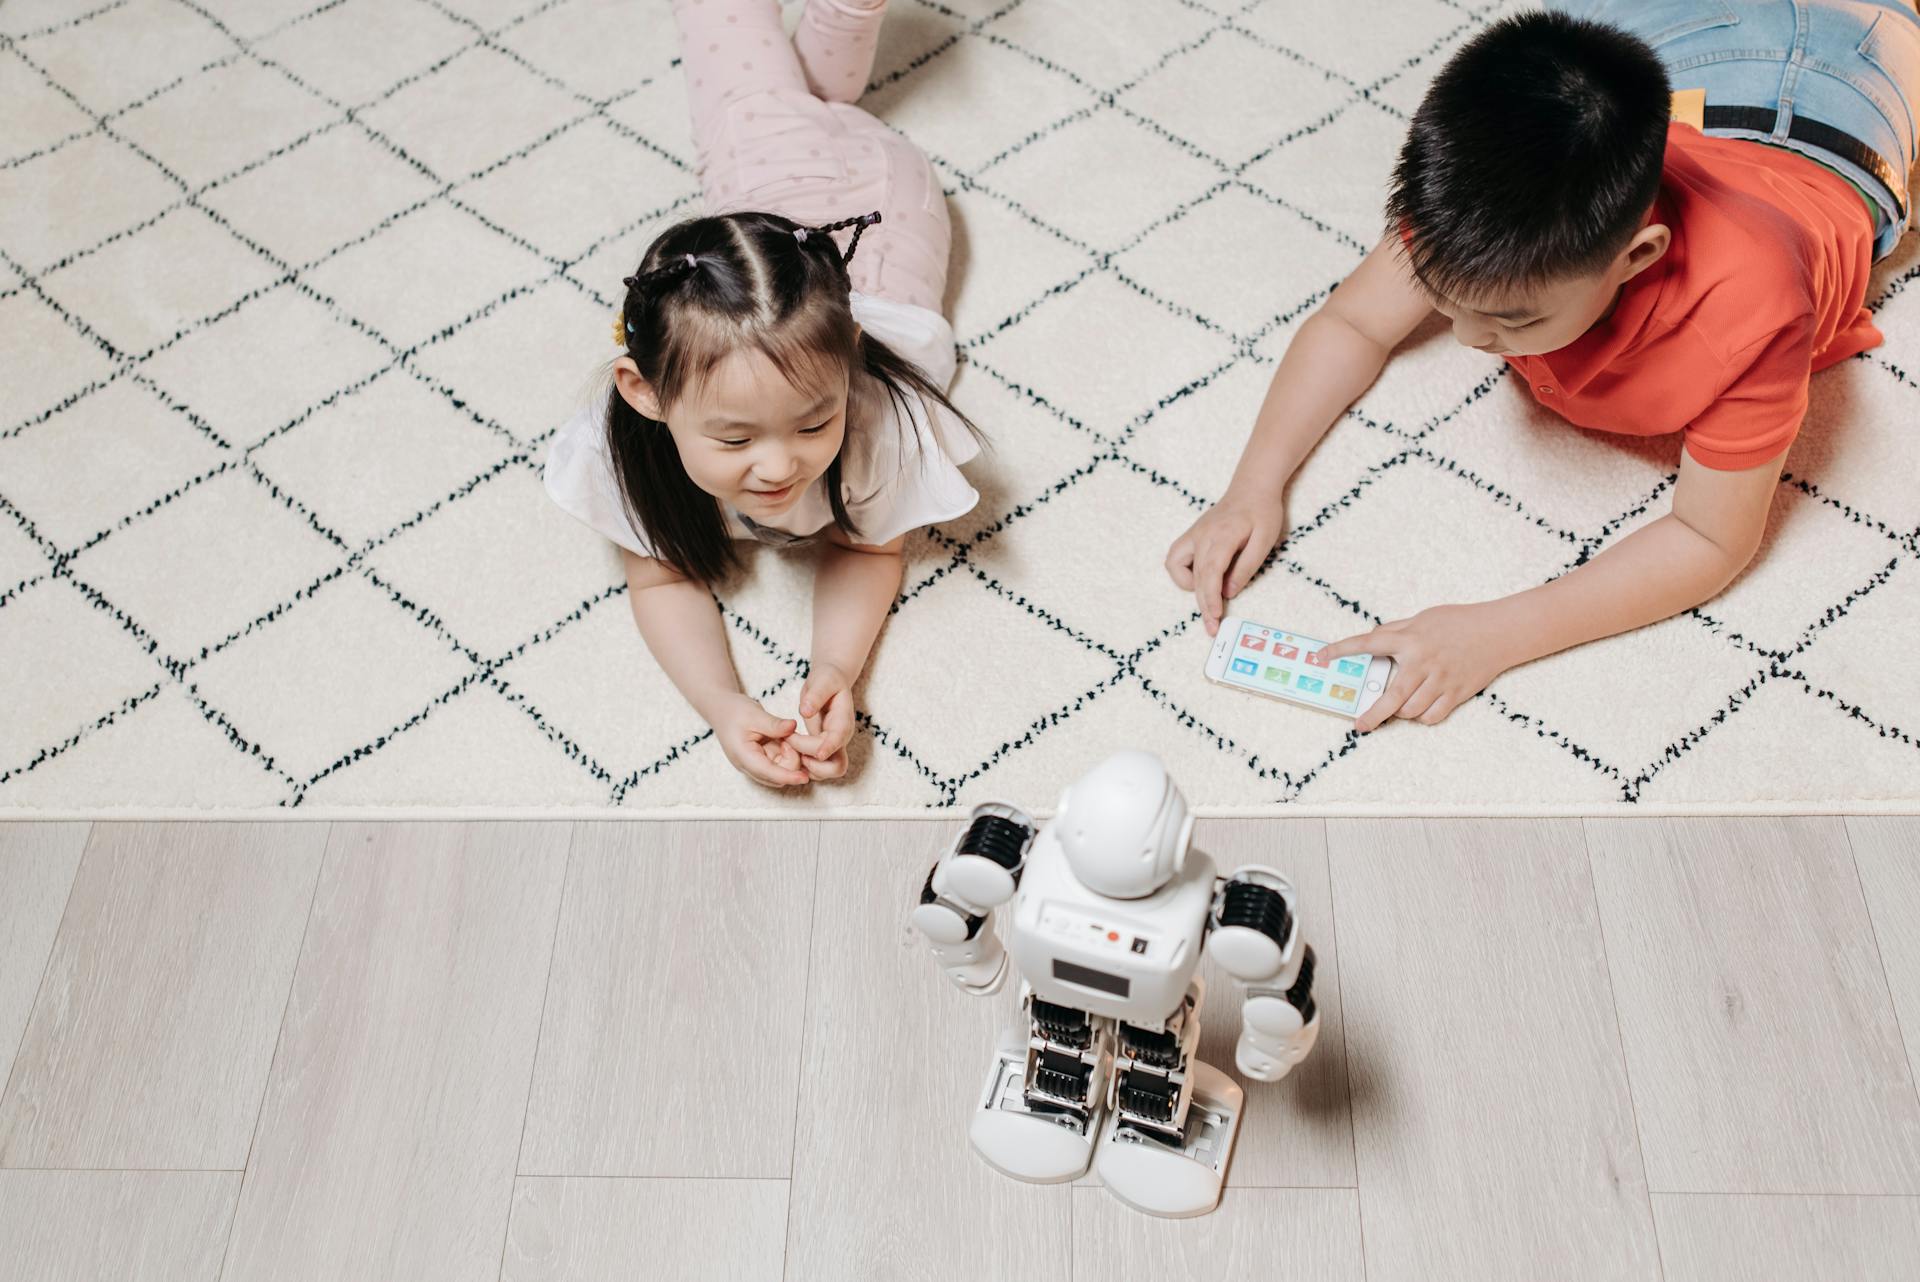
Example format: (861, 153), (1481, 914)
(1509, 122), (1881, 471)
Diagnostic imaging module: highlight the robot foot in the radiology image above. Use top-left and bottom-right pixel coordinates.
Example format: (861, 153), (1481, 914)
(1093, 1060), (1245, 1218)
(969, 1040), (1100, 1183)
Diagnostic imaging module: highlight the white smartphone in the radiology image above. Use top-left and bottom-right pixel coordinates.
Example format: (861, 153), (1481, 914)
(1204, 616), (1394, 721)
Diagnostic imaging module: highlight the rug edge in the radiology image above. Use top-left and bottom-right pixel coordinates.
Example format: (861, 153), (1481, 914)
(5, 801), (1918, 821)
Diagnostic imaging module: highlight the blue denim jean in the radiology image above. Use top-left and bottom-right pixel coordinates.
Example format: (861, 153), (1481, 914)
(1549, 0), (1920, 258)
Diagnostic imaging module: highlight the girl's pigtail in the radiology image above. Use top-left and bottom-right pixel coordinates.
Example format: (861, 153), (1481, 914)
(606, 257), (737, 583)
(603, 383), (738, 584)
(797, 211), (883, 266)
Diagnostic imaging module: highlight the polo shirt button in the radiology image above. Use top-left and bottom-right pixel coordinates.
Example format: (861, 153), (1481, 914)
(1537, 384), (1556, 395)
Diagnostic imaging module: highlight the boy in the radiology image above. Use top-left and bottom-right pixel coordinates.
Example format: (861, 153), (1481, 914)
(1165, 3), (1917, 732)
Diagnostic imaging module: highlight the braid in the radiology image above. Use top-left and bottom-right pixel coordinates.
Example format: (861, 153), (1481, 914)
(796, 210), (883, 265)
(623, 252), (704, 292)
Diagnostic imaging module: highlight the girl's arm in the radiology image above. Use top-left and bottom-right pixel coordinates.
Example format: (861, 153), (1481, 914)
(623, 550), (809, 787)
(1321, 447), (1786, 731)
(789, 526), (907, 778)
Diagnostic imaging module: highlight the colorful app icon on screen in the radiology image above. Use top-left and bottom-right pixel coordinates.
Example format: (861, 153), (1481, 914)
(1264, 667), (1290, 685)
(1337, 659), (1366, 677)
(1231, 658), (1259, 676)
(1240, 634), (1265, 651)
(1272, 643), (1299, 660)
(1304, 650), (1331, 668)
(1331, 685), (1356, 702)
(1297, 676), (1324, 694)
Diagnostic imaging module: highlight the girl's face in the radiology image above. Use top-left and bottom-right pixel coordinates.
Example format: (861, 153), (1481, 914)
(631, 347), (850, 515)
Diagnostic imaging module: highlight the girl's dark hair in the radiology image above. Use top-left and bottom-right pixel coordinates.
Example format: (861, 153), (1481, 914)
(1386, 11), (1671, 302)
(609, 209), (976, 583)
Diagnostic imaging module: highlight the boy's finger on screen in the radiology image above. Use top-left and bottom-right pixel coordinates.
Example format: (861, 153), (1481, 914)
(1318, 634), (1369, 660)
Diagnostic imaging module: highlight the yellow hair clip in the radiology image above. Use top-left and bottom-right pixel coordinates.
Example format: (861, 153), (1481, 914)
(611, 312), (626, 347)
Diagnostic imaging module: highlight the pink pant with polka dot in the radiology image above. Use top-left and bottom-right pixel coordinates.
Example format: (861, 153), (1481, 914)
(673, 0), (951, 314)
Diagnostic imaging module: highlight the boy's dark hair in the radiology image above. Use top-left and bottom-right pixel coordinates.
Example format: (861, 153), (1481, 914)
(609, 210), (976, 583)
(1386, 11), (1672, 301)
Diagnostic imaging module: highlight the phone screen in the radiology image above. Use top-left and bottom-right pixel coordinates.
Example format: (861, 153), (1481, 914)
(1219, 621), (1376, 715)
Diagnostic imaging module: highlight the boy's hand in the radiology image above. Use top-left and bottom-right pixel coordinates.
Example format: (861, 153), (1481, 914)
(710, 692), (810, 787)
(1321, 603), (1516, 733)
(1165, 488), (1288, 637)
(789, 660), (857, 781)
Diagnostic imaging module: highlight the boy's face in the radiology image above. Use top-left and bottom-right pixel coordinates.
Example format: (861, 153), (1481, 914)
(1425, 223), (1672, 358)
(1430, 271), (1625, 358)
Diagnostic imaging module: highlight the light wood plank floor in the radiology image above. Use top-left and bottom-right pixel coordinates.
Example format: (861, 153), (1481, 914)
(0, 818), (1915, 1282)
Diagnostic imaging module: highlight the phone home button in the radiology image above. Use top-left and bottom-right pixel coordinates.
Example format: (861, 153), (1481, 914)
(1365, 679), (1382, 691)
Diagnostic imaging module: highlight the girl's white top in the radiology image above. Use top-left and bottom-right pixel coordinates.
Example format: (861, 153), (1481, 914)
(543, 292), (979, 557)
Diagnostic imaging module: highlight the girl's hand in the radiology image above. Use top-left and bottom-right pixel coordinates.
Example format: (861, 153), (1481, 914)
(789, 660), (857, 781)
(1165, 488), (1288, 637)
(710, 693), (810, 787)
(1320, 604), (1516, 733)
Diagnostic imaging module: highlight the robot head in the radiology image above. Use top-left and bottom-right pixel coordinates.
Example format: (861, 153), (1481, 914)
(1054, 750), (1195, 899)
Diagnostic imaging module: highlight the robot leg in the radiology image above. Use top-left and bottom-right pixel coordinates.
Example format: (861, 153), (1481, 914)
(968, 989), (1111, 1183)
(1094, 979), (1245, 1218)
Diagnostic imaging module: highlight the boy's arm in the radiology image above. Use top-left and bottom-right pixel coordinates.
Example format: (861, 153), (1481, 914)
(1498, 446), (1783, 661)
(1322, 447), (1786, 731)
(1167, 234), (1434, 634)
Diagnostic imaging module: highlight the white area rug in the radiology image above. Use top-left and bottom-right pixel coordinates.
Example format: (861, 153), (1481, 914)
(3, 0), (1918, 817)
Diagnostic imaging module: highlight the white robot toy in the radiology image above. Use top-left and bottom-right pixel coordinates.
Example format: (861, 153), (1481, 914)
(910, 750), (1320, 1218)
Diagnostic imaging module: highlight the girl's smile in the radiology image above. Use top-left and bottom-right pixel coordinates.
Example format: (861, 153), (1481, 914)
(637, 346), (850, 514)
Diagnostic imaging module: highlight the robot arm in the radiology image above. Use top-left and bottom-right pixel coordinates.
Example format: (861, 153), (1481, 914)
(908, 803), (1037, 996)
(1204, 866), (1320, 1083)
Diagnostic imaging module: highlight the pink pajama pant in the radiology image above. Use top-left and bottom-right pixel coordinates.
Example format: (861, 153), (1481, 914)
(672, 0), (952, 314)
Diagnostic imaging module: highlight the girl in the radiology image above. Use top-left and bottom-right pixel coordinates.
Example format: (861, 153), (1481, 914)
(544, 0), (980, 788)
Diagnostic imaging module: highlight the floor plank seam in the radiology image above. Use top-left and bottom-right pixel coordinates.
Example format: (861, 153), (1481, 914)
(1324, 825), (1372, 1282)
(1580, 818), (1669, 1282)
(1647, 1188), (1920, 1199)
(1839, 818), (1920, 1131)
(0, 822), (90, 1133)
(211, 820), (331, 1282)
(779, 824), (827, 1282)
(0, 1165), (246, 1173)
(495, 823), (577, 1280)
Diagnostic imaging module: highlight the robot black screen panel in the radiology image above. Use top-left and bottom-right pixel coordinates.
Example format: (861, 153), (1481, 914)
(1053, 959), (1130, 997)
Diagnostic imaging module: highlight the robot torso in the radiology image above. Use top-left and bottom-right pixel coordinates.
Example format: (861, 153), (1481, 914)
(1006, 821), (1217, 1028)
